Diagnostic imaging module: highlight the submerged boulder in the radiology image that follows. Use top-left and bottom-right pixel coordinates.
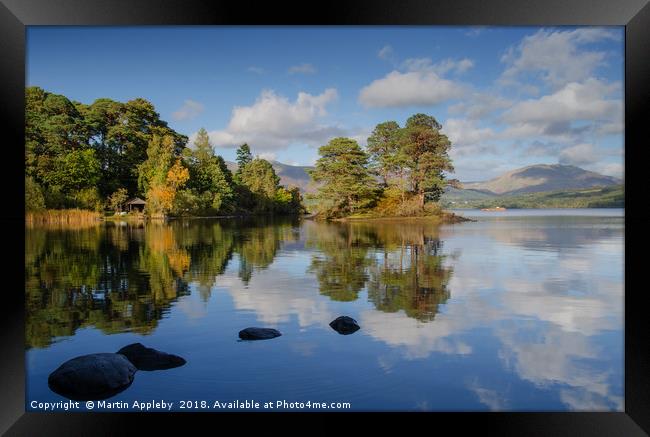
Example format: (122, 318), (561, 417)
(238, 327), (282, 340)
(329, 316), (360, 335)
(48, 353), (136, 401)
(116, 343), (186, 371)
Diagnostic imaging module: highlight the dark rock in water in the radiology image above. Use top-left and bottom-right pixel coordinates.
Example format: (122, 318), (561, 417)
(238, 327), (282, 340)
(48, 353), (136, 401)
(329, 316), (360, 335)
(116, 343), (186, 371)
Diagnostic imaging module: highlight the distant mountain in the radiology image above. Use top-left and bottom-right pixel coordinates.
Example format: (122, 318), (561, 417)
(226, 160), (314, 193)
(461, 164), (622, 195)
(442, 184), (624, 209)
(224, 161), (622, 199)
(443, 186), (496, 201)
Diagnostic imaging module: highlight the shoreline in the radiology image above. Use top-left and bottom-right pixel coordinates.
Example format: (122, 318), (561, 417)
(330, 211), (475, 224)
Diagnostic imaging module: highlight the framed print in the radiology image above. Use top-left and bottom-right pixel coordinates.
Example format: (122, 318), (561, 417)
(1, 0), (648, 435)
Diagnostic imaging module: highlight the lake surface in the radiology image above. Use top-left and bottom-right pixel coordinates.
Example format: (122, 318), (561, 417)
(25, 209), (624, 411)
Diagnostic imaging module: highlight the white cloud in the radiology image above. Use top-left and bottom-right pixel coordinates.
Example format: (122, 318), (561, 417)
(448, 93), (512, 120)
(378, 45), (394, 61)
(593, 162), (624, 179)
(360, 309), (473, 359)
(359, 70), (465, 108)
(402, 57), (474, 75)
(503, 79), (621, 126)
(500, 28), (621, 89)
(465, 27), (488, 38)
(206, 88), (342, 151)
(467, 379), (510, 411)
(215, 269), (334, 327)
(258, 152), (277, 161)
(247, 66), (266, 74)
(439, 58), (474, 74)
(596, 120), (624, 136)
(172, 99), (204, 121)
(559, 143), (599, 166)
(443, 118), (497, 148)
(522, 141), (563, 157)
(359, 56), (472, 108)
(499, 79), (622, 145)
(288, 63), (317, 75)
(560, 388), (623, 411)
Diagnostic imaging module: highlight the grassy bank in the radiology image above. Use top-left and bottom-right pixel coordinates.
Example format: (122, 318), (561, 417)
(26, 209), (102, 227)
(104, 212), (146, 221)
(319, 192), (473, 223)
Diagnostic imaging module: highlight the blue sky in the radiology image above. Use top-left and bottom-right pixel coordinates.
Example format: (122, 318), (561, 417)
(27, 26), (624, 181)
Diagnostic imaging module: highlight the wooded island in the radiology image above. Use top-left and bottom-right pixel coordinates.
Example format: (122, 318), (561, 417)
(25, 87), (459, 222)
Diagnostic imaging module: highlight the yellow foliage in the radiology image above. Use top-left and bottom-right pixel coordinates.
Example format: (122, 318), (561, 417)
(372, 187), (440, 217)
(167, 249), (191, 276)
(146, 161), (190, 216)
(167, 160), (189, 189)
(146, 183), (176, 214)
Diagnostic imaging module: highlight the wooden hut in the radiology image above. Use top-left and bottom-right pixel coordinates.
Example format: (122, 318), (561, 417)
(124, 197), (146, 213)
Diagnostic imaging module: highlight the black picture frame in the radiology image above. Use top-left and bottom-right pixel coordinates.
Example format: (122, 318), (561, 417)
(2, 0), (648, 434)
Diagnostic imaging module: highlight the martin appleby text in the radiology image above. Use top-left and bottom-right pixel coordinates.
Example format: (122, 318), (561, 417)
(29, 399), (352, 411)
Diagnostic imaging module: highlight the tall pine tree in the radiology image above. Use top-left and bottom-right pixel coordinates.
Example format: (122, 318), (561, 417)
(308, 138), (378, 218)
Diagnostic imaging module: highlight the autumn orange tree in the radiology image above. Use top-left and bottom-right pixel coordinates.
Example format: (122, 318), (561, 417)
(139, 134), (189, 217)
(146, 161), (189, 217)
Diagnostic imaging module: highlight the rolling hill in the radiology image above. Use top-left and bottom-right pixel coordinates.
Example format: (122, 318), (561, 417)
(462, 164), (621, 195)
(441, 185), (624, 209)
(226, 160), (314, 192)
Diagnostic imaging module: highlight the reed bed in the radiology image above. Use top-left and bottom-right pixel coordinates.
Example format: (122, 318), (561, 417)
(26, 209), (102, 228)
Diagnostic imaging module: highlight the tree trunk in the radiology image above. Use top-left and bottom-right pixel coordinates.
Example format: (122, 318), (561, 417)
(418, 192), (425, 210)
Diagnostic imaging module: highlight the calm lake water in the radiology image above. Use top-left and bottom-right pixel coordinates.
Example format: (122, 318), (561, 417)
(26, 209), (624, 411)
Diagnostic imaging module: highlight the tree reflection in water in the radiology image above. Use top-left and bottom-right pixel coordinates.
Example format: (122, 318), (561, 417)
(26, 217), (453, 348)
(306, 220), (453, 321)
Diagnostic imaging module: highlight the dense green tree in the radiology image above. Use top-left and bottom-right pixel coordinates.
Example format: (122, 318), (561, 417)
(26, 87), (89, 184)
(25, 87), (305, 217)
(91, 98), (187, 196)
(274, 186), (304, 214)
(78, 98), (127, 195)
(400, 114), (454, 208)
(25, 87), (188, 210)
(238, 158), (281, 213)
(138, 134), (177, 193)
(235, 143), (253, 171)
(25, 176), (46, 212)
(73, 187), (104, 211)
(182, 128), (234, 214)
(366, 121), (404, 186)
(107, 188), (129, 213)
(308, 137), (378, 218)
(41, 149), (101, 192)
